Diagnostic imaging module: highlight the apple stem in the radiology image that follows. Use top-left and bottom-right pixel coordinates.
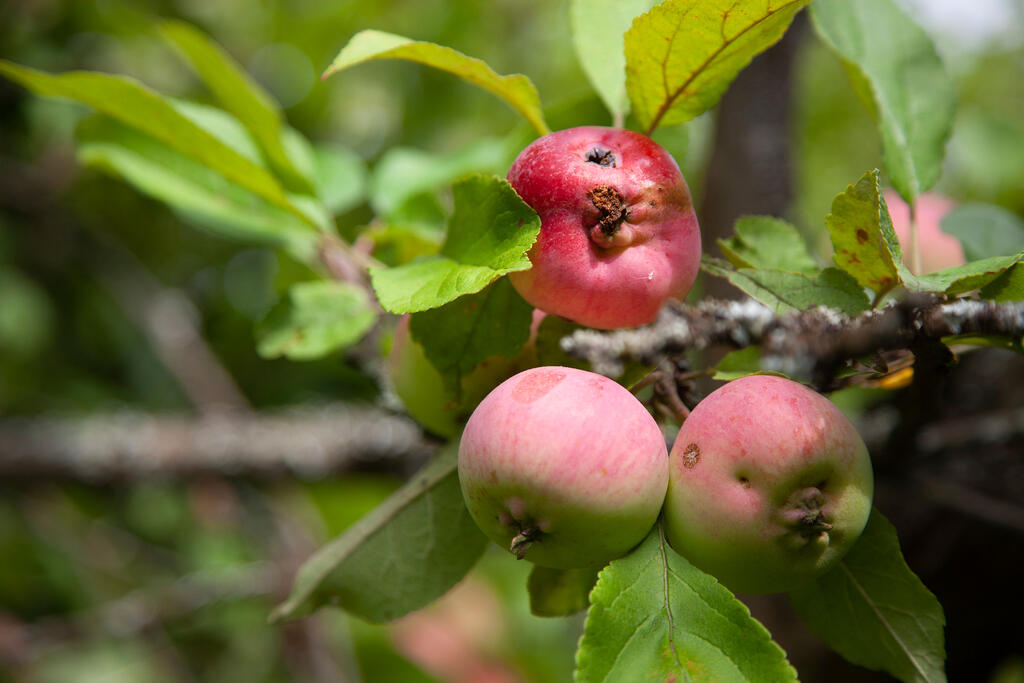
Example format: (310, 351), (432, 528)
(510, 526), (541, 559)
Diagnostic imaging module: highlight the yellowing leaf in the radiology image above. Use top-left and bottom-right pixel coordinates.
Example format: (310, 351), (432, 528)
(625, 0), (812, 134)
(324, 30), (549, 136)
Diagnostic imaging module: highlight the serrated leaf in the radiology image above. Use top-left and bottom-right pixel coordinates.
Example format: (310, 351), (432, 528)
(625, 0), (812, 134)
(370, 137), (514, 216)
(810, 0), (956, 202)
(940, 203), (1024, 262)
(702, 257), (870, 316)
(369, 175), (540, 314)
(789, 510), (946, 683)
(271, 445), (488, 623)
(409, 278), (533, 400)
(0, 60), (315, 227)
(528, 565), (600, 618)
(323, 30), (549, 136)
(979, 263), (1024, 302)
(574, 525), (797, 682)
(158, 20), (316, 195)
(75, 115), (318, 262)
(719, 216), (818, 274)
(256, 281), (377, 361)
(903, 252), (1024, 296)
(570, 0), (660, 123)
(826, 170), (902, 297)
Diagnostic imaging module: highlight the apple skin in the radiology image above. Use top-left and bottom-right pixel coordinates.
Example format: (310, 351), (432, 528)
(458, 366), (668, 569)
(663, 375), (873, 594)
(389, 311), (544, 439)
(507, 126), (701, 330)
(884, 189), (965, 274)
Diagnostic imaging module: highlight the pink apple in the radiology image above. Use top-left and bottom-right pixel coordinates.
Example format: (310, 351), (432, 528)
(507, 126), (701, 330)
(663, 375), (873, 594)
(884, 189), (965, 274)
(458, 366), (668, 568)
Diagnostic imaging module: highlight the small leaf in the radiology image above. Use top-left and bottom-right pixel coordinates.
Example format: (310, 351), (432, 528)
(940, 203), (1024, 262)
(625, 0), (813, 134)
(575, 525), (797, 682)
(256, 281), (377, 361)
(528, 565), (600, 618)
(789, 510), (947, 683)
(570, 0), (660, 123)
(810, 0), (956, 202)
(271, 445), (488, 623)
(904, 252), (1024, 296)
(826, 170), (902, 297)
(323, 30), (549, 136)
(701, 257), (870, 316)
(369, 175), (540, 314)
(409, 278), (533, 399)
(0, 61), (313, 226)
(312, 143), (368, 215)
(719, 216), (818, 274)
(979, 263), (1024, 302)
(159, 20), (316, 194)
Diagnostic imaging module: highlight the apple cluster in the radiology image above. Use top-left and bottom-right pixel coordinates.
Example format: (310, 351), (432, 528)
(450, 127), (874, 595)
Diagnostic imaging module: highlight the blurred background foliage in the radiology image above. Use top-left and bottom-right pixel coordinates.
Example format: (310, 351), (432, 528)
(0, 0), (1023, 681)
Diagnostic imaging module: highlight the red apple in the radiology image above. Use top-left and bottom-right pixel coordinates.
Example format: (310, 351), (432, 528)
(884, 189), (965, 274)
(507, 126), (701, 330)
(663, 375), (873, 594)
(458, 366), (668, 569)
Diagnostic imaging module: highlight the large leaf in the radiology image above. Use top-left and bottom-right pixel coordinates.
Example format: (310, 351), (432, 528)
(528, 565), (600, 618)
(159, 20), (316, 195)
(369, 175), (540, 314)
(810, 0), (956, 202)
(718, 216), (818, 274)
(570, 0), (660, 124)
(0, 61), (314, 227)
(271, 445), (488, 623)
(75, 115), (317, 258)
(323, 30), (549, 136)
(256, 281), (378, 361)
(826, 170), (902, 298)
(940, 203), (1024, 262)
(625, 0), (812, 134)
(409, 278), (533, 399)
(789, 510), (946, 683)
(575, 526), (797, 682)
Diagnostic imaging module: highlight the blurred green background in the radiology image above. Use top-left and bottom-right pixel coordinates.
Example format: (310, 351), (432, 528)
(1, 0), (1023, 681)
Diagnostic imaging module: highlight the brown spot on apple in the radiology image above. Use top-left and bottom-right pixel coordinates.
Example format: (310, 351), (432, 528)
(681, 443), (701, 469)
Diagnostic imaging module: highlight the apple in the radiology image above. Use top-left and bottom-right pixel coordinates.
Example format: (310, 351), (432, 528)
(507, 126), (701, 330)
(663, 375), (873, 594)
(458, 366), (668, 569)
(884, 189), (965, 274)
(389, 310), (544, 439)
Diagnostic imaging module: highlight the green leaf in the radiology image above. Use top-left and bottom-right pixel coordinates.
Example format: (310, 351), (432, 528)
(271, 445), (488, 623)
(0, 61), (314, 227)
(789, 510), (946, 683)
(701, 258), (870, 316)
(312, 143), (368, 215)
(370, 137), (514, 216)
(256, 281), (377, 361)
(75, 115), (318, 259)
(712, 346), (789, 381)
(719, 216), (818, 274)
(369, 175), (540, 314)
(570, 0), (660, 123)
(904, 252), (1024, 296)
(810, 0), (956, 202)
(323, 30), (549, 136)
(979, 263), (1024, 302)
(940, 203), (1024, 262)
(625, 0), (812, 134)
(409, 278), (533, 399)
(574, 526), (797, 682)
(158, 20), (316, 195)
(528, 565), (600, 618)
(826, 170), (902, 297)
